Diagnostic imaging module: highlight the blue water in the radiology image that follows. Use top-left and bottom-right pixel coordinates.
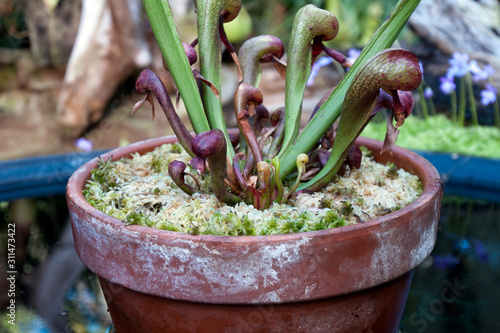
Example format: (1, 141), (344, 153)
(400, 196), (500, 333)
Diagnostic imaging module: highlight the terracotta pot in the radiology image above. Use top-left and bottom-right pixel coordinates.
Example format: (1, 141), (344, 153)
(67, 135), (443, 332)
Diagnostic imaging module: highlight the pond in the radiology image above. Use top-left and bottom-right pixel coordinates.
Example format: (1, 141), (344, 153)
(400, 196), (500, 333)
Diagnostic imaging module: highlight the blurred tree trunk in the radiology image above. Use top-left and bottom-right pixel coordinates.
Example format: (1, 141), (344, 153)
(56, 0), (152, 138)
(22, 0), (81, 67)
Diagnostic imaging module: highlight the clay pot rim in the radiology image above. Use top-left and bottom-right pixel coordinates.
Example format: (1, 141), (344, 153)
(67, 134), (442, 245)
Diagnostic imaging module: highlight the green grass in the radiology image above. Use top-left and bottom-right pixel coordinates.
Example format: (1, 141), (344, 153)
(362, 114), (500, 159)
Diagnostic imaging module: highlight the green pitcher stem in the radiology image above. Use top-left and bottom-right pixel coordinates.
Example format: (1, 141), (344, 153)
(196, 0), (236, 159)
(488, 77), (500, 128)
(417, 85), (429, 120)
(428, 95), (437, 116)
(450, 90), (457, 122)
(465, 73), (478, 126)
(278, 5), (339, 156)
(143, 0), (210, 134)
(458, 76), (466, 126)
(494, 100), (500, 128)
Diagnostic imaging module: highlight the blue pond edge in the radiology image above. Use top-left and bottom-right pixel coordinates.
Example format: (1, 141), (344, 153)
(0, 149), (499, 202)
(414, 151), (500, 203)
(0, 150), (109, 202)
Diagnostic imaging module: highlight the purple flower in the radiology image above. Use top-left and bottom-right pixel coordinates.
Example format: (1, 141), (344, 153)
(347, 48), (361, 64)
(468, 60), (481, 74)
(439, 76), (456, 94)
(423, 87), (433, 99)
(471, 63), (495, 82)
(480, 83), (497, 105)
(74, 137), (93, 152)
(433, 254), (460, 270)
(483, 65), (495, 78)
(307, 57), (333, 87)
(470, 238), (488, 262)
(447, 52), (470, 78)
(419, 62), (424, 79)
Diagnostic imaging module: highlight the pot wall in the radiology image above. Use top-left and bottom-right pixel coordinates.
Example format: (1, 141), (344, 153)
(100, 271), (413, 333)
(67, 136), (443, 305)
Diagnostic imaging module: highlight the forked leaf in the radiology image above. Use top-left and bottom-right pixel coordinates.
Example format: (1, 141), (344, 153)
(194, 72), (221, 101)
(272, 56), (287, 79)
(382, 114), (400, 155)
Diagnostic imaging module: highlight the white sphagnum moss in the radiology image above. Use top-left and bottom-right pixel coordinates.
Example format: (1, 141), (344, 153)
(83, 143), (422, 236)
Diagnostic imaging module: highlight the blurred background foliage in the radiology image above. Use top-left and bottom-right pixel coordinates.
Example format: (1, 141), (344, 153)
(0, 0), (395, 50)
(0, 0), (28, 49)
(239, 0), (401, 48)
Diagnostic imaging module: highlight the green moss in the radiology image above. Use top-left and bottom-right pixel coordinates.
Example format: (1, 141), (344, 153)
(328, 181), (356, 197)
(332, 217), (346, 228)
(204, 210), (257, 236)
(124, 210), (151, 227)
(375, 175), (386, 187)
(283, 221), (297, 233)
(404, 177), (424, 196)
(263, 217), (279, 235)
(321, 209), (346, 229)
(90, 158), (117, 190)
(340, 200), (353, 216)
(83, 143), (421, 236)
(391, 205), (402, 212)
(156, 221), (181, 232)
(320, 197), (333, 209)
(362, 114), (500, 159)
(187, 225), (200, 235)
(386, 162), (399, 179)
(170, 142), (183, 154)
(323, 209), (339, 224)
(280, 218), (303, 234)
(312, 218), (328, 231)
(226, 212), (245, 235)
(82, 188), (97, 207)
(151, 156), (165, 173)
(200, 227), (225, 236)
(241, 215), (256, 235)
(359, 145), (372, 157)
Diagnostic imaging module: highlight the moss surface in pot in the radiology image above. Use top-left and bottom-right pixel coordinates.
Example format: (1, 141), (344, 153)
(84, 0), (424, 235)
